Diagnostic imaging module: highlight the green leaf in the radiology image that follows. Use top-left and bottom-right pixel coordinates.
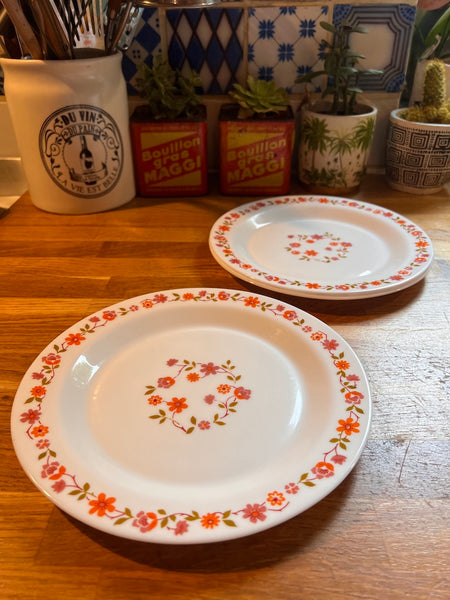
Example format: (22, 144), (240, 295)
(186, 427), (195, 434)
(302, 481), (316, 487)
(223, 519), (237, 527)
(69, 489), (81, 495)
(114, 517), (128, 525)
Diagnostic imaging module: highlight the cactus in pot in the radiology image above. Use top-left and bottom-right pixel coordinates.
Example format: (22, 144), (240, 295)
(386, 58), (450, 194)
(399, 59), (450, 124)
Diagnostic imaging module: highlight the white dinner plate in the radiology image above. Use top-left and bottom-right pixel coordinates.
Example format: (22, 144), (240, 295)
(11, 288), (371, 544)
(209, 195), (433, 299)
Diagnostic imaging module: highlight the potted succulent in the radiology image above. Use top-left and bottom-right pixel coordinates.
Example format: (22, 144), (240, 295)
(407, 5), (449, 105)
(386, 58), (450, 194)
(219, 76), (295, 195)
(130, 56), (208, 197)
(295, 21), (382, 195)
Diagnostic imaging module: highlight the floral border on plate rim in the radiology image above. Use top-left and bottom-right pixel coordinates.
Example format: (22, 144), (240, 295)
(18, 290), (368, 540)
(211, 196), (432, 293)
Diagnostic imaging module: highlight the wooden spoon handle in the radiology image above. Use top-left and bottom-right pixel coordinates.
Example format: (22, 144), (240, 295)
(1, 0), (43, 59)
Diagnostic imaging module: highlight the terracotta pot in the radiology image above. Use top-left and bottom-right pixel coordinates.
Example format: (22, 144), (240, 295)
(385, 108), (450, 195)
(298, 101), (377, 195)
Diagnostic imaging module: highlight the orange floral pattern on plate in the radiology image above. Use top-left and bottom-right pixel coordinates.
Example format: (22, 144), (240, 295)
(146, 358), (251, 433)
(212, 196), (432, 292)
(19, 290), (366, 539)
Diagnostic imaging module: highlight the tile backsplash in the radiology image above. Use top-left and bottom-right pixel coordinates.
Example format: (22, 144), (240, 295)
(1, 1), (418, 170)
(122, 1), (416, 97)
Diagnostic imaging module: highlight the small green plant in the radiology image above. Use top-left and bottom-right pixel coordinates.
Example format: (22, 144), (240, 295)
(229, 75), (290, 119)
(400, 58), (450, 124)
(135, 56), (202, 120)
(296, 21), (382, 115)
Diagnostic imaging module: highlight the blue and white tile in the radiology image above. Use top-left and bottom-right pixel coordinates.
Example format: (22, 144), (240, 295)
(333, 3), (416, 93)
(123, 8), (162, 95)
(166, 8), (245, 94)
(247, 5), (330, 93)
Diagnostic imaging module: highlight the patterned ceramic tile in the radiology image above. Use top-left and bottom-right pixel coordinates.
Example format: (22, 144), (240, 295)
(166, 8), (245, 94)
(248, 5), (330, 93)
(333, 4), (416, 93)
(123, 7), (162, 95)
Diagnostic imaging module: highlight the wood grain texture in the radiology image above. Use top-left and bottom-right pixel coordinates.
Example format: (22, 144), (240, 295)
(0, 176), (449, 600)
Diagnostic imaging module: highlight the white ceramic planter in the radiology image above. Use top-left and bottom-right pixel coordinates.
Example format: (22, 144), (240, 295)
(298, 101), (377, 195)
(385, 108), (450, 195)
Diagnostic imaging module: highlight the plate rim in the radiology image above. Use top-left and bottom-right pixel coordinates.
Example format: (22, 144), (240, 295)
(11, 287), (372, 544)
(208, 195), (433, 299)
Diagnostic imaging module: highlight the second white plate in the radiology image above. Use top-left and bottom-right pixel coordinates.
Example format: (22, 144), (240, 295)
(209, 195), (433, 299)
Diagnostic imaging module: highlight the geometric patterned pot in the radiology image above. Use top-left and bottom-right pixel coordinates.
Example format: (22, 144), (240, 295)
(385, 108), (450, 195)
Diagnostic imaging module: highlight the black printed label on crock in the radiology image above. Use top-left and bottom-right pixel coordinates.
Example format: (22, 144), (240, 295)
(39, 104), (124, 198)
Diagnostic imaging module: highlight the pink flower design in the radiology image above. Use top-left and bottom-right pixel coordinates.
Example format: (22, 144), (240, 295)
(204, 394), (215, 405)
(347, 374), (360, 382)
(285, 482), (299, 495)
(36, 438), (50, 449)
(167, 358), (178, 366)
(174, 520), (189, 535)
(41, 461), (63, 479)
(132, 511), (158, 533)
(322, 338), (339, 351)
(331, 454), (347, 465)
(242, 503), (267, 523)
(20, 409), (41, 424)
(198, 420), (210, 430)
(153, 294), (168, 303)
(42, 353), (61, 366)
(345, 391), (364, 405)
(51, 479), (66, 493)
(200, 362), (220, 375)
(312, 462), (335, 479)
(234, 387), (251, 400)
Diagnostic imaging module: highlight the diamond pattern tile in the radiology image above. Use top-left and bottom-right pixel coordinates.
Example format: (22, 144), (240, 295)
(166, 8), (245, 94)
(122, 7), (162, 95)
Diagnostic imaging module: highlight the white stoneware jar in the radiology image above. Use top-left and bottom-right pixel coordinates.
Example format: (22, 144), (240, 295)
(0, 53), (135, 214)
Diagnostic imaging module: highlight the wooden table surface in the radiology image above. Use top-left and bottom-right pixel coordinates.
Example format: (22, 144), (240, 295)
(1, 175), (449, 600)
